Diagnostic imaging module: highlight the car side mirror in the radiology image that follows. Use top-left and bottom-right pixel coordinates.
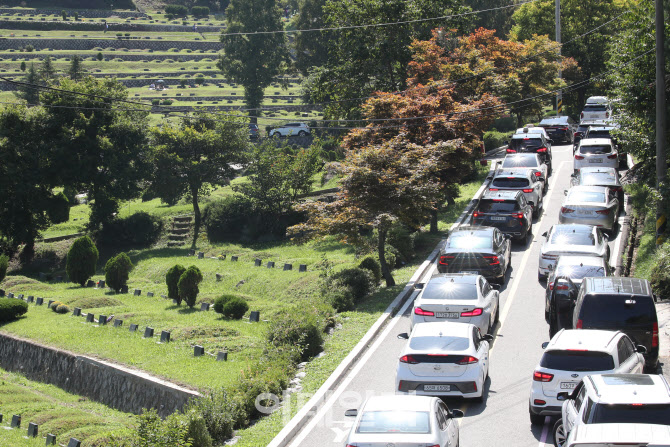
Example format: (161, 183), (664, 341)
(542, 231), (548, 237)
(548, 264), (554, 271)
(541, 342), (549, 349)
(344, 409), (358, 417)
(414, 283), (424, 290)
(450, 409), (464, 418)
(482, 334), (494, 342)
(397, 332), (409, 340)
(548, 138), (554, 143)
(491, 283), (501, 291)
(603, 233), (609, 240)
(557, 392), (570, 401)
(504, 234), (512, 239)
(636, 344), (647, 354)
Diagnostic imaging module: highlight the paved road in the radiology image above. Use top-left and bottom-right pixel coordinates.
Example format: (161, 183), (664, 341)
(285, 143), (628, 447)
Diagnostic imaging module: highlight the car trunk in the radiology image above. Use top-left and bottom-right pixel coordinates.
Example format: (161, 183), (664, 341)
(406, 354), (472, 378)
(539, 350), (614, 397)
(416, 298), (481, 325)
(563, 204), (610, 218)
(347, 434), (438, 447)
(440, 252), (497, 272)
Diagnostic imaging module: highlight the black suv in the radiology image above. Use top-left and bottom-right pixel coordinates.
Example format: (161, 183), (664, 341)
(472, 190), (533, 241)
(538, 116), (578, 144)
(508, 133), (553, 175)
(573, 277), (660, 372)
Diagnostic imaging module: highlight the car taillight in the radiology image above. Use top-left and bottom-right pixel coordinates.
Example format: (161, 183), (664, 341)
(457, 356), (479, 365)
(473, 211), (481, 218)
(534, 171), (542, 177)
(537, 147), (547, 153)
(439, 255), (454, 266)
(489, 188), (499, 191)
(533, 371), (554, 382)
(575, 155), (585, 160)
(414, 307), (435, 316)
(548, 282), (568, 291)
(461, 308), (483, 317)
(522, 188), (533, 193)
(653, 322), (659, 347)
(513, 213), (524, 219)
(606, 111), (609, 118)
(506, 148), (516, 153)
(561, 207), (575, 213)
(576, 319), (583, 329)
(484, 256), (500, 265)
(574, 132), (580, 137)
(399, 355), (419, 364)
(581, 112), (584, 119)
(560, 126), (569, 131)
(542, 254), (558, 260)
(534, 399), (547, 405)
(607, 154), (617, 159)
(596, 209), (610, 215)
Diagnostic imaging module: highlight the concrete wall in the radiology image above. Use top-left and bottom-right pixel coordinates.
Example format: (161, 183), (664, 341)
(0, 332), (200, 417)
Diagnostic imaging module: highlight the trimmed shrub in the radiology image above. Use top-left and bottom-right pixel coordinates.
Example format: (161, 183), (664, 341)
(384, 244), (400, 269)
(267, 309), (323, 360)
(330, 268), (375, 302)
(222, 297), (248, 319)
(0, 298), (28, 322)
(98, 212), (163, 247)
(0, 254), (8, 283)
(161, 99), (173, 105)
(324, 284), (354, 312)
(151, 98), (160, 105)
(62, 185), (78, 205)
(358, 256), (382, 284)
(104, 252), (133, 293)
(650, 243), (670, 299)
(203, 195), (255, 242)
(166, 264), (186, 304)
(66, 236), (99, 287)
(48, 191), (70, 224)
(388, 224), (415, 263)
(165, 4), (188, 16)
(213, 293), (237, 313)
(185, 388), (245, 444)
(55, 304), (70, 314)
(178, 266), (202, 308)
(183, 411), (212, 447)
(96, 52), (103, 61)
(483, 130), (512, 151)
(191, 6), (210, 17)
(49, 300), (62, 310)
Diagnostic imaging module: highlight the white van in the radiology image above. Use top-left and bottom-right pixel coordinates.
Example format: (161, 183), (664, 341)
(566, 423), (670, 446)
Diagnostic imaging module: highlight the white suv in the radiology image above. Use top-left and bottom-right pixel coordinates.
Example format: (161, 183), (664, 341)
(580, 96), (612, 123)
(529, 329), (645, 425)
(268, 122), (310, 137)
(566, 423), (670, 447)
(574, 138), (619, 172)
(552, 374), (670, 447)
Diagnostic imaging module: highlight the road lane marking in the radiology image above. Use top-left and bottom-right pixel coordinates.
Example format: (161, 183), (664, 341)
(538, 416), (551, 447)
(610, 193), (628, 267)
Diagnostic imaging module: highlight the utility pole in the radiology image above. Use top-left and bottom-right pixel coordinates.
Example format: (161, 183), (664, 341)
(656, 0), (667, 246)
(556, 0), (562, 116)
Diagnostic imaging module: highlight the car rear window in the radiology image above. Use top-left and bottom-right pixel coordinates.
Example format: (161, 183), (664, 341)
(409, 335), (469, 351)
(550, 228), (595, 245)
(583, 104), (607, 112)
(580, 145), (612, 154)
(510, 138), (543, 151)
(357, 410), (431, 434)
(447, 235), (492, 249)
(581, 172), (617, 185)
(579, 295), (657, 326)
(539, 350), (614, 371)
(478, 199), (520, 212)
(492, 177), (530, 188)
(556, 263), (606, 280)
(567, 191), (606, 203)
(422, 282), (479, 300)
(591, 404), (670, 425)
(586, 130), (611, 139)
(502, 156), (539, 168)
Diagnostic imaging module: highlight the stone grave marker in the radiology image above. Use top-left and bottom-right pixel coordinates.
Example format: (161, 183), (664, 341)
(129, 323), (138, 332)
(0, 289), (4, 297)
(194, 345), (205, 356)
(27, 422), (38, 437)
(68, 438), (81, 447)
(27, 296), (33, 303)
(254, 258), (262, 267)
(0, 413), (2, 422)
(120, 285), (128, 294)
(7, 292), (13, 298)
(11, 414), (20, 428)
(197, 252), (204, 259)
(160, 331), (171, 343)
(17, 294), (24, 299)
(144, 327), (154, 338)
(161, 294), (167, 299)
(283, 263), (292, 271)
(216, 351), (228, 361)
(231, 256), (238, 261)
(188, 249), (195, 256)
(56, 275), (63, 282)
(36, 297), (43, 305)
(299, 264), (307, 272)
(99, 314), (107, 325)
(73, 308), (81, 317)
(46, 434), (56, 445)
(216, 273), (222, 281)
(113, 319), (123, 328)
(249, 311), (260, 322)
(147, 292), (154, 297)
(86, 280), (95, 287)
(47, 300), (54, 308)
(134, 289), (141, 296)
(86, 313), (94, 323)
(172, 298), (178, 304)
(97, 280), (105, 288)
(267, 261), (275, 268)
(200, 303), (209, 311)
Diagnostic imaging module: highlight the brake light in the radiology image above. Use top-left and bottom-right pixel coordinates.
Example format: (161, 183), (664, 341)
(595, 209), (610, 215)
(630, 403), (644, 407)
(537, 147), (547, 153)
(399, 355), (419, 364)
(574, 132), (581, 137)
(548, 282), (569, 291)
(653, 322), (659, 347)
(522, 188), (533, 193)
(575, 155), (585, 160)
(534, 171), (542, 177)
(561, 207), (575, 213)
(533, 371), (554, 382)
(560, 126), (569, 131)
(484, 256), (500, 265)
(473, 211), (480, 218)
(576, 319), (583, 329)
(506, 148), (517, 153)
(489, 188), (499, 191)
(534, 399), (547, 405)
(439, 255), (454, 265)
(414, 307), (435, 316)
(457, 356), (479, 365)
(581, 112), (584, 119)
(514, 213), (524, 219)
(611, 186), (622, 192)
(461, 308), (483, 317)
(607, 154), (617, 159)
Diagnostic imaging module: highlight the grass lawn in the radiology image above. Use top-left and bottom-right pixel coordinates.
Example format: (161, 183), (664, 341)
(632, 215), (656, 280)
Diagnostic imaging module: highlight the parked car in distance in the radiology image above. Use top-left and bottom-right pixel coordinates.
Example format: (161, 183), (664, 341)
(574, 138), (619, 172)
(572, 277), (660, 372)
(580, 96), (612, 123)
(559, 186), (619, 233)
(248, 123), (259, 139)
(583, 124), (626, 167)
(571, 167), (623, 204)
(411, 274), (500, 335)
(538, 116), (578, 144)
(572, 123), (596, 150)
(507, 133), (553, 174)
(553, 374), (670, 447)
(472, 190), (533, 241)
(268, 122), (310, 137)
(515, 126), (550, 140)
(500, 153), (548, 187)
(396, 322), (492, 401)
(538, 224), (609, 280)
(437, 226), (512, 284)
(489, 169), (544, 217)
(529, 329), (645, 425)
(565, 423), (670, 447)
(343, 395), (463, 447)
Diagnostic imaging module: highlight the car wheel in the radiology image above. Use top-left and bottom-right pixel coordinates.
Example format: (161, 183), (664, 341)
(529, 405), (545, 426)
(532, 204), (538, 219)
(553, 419), (567, 447)
(298, 130), (307, 136)
(538, 271), (546, 282)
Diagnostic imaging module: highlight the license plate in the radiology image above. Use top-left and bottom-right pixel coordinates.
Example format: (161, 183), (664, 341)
(490, 216), (506, 221)
(424, 385), (451, 392)
(577, 210), (591, 215)
(589, 159), (603, 163)
(560, 382), (577, 389)
(435, 312), (460, 319)
(460, 271), (479, 275)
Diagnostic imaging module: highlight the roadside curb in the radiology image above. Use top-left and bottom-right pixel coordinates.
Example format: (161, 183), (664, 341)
(267, 161), (500, 447)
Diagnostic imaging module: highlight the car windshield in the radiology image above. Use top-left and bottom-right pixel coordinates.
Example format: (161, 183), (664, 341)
(540, 350), (614, 371)
(581, 172), (617, 185)
(448, 234), (492, 249)
(580, 145), (612, 154)
(587, 130), (611, 139)
(510, 138), (543, 151)
(422, 282), (479, 300)
(592, 404), (670, 425)
(567, 191), (606, 203)
(478, 200), (519, 212)
(357, 410), (431, 434)
(550, 228), (595, 246)
(584, 104), (607, 112)
(579, 296), (656, 326)
(556, 263), (606, 280)
(502, 156), (540, 168)
(492, 177), (530, 188)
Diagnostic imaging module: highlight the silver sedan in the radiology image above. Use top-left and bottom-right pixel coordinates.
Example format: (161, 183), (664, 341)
(558, 185), (619, 232)
(538, 224), (609, 280)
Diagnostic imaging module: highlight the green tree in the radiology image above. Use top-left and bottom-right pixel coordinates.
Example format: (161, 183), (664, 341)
(469, 0), (515, 38)
(96, 52), (103, 61)
(61, 10), (67, 20)
(219, 0), (289, 123)
(131, 409), (192, 447)
(47, 191), (70, 224)
(66, 235), (99, 286)
(0, 254), (8, 283)
(20, 61), (25, 72)
(14, 63), (40, 105)
(178, 265), (203, 308)
(39, 56), (56, 81)
(68, 55), (84, 81)
(148, 114), (247, 248)
(293, 0), (330, 75)
(104, 252), (134, 293)
(166, 264), (186, 304)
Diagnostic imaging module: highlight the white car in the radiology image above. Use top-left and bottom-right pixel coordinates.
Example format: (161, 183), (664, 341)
(515, 126), (550, 140)
(268, 122), (310, 137)
(411, 274), (500, 336)
(580, 96), (612, 123)
(396, 322), (492, 400)
(538, 224), (609, 280)
(343, 395), (463, 447)
(558, 186), (620, 233)
(553, 374), (670, 447)
(566, 423), (670, 447)
(528, 329), (645, 425)
(500, 153), (549, 186)
(574, 138), (619, 172)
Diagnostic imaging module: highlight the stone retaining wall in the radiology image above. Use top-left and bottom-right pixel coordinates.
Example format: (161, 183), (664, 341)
(0, 332), (200, 417)
(0, 8), (147, 19)
(0, 37), (223, 51)
(0, 52), (212, 61)
(0, 20), (223, 33)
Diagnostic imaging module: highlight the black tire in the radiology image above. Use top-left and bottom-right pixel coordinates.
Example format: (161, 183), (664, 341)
(298, 130), (307, 136)
(553, 419), (567, 447)
(532, 204), (538, 219)
(529, 405), (545, 426)
(538, 271), (547, 282)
